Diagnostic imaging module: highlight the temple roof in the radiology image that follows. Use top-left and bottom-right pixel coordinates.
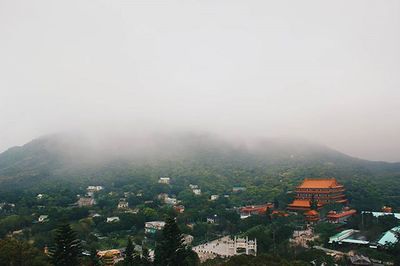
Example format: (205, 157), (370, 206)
(288, 200), (311, 207)
(298, 178), (341, 189)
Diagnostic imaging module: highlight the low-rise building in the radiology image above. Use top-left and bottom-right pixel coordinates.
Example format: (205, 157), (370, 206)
(210, 195), (219, 201)
(77, 197), (95, 207)
(158, 177), (170, 184)
(327, 209), (356, 223)
(145, 221), (166, 234)
(106, 217), (120, 223)
(304, 210), (320, 223)
(174, 205), (185, 213)
(38, 215), (48, 223)
(192, 189), (201, 195)
(239, 203), (274, 219)
(117, 198), (129, 209)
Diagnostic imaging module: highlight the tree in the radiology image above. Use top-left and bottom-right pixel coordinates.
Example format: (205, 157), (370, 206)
(49, 223), (82, 266)
(125, 237), (134, 266)
(141, 247), (151, 266)
(0, 238), (51, 266)
(154, 216), (199, 266)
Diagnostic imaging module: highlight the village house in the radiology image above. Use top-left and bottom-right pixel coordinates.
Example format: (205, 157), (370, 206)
(106, 217), (120, 223)
(77, 197), (95, 207)
(145, 221), (166, 234)
(38, 215), (48, 223)
(174, 205), (185, 213)
(117, 198), (129, 209)
(210, 195), (219, 201)
(158, 177), (170, 184)
(192, 188), (201, 195)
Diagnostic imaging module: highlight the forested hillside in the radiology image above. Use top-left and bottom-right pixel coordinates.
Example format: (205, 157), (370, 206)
(0, 132), (400, 209)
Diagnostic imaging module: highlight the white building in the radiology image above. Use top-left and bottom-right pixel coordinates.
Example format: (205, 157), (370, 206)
(189, 184), (198, 189)
(158, 177), (170, 184)
(36, 194), (44, 200)
(38, 215), (48, 223)
(106, 217), (120, 223)
(193, 189), (201, 195)
(210, 195), (219, 201)
(164, 197), (177, 205)
(87, 186), (104, 192)
(193, 236), (257, 262)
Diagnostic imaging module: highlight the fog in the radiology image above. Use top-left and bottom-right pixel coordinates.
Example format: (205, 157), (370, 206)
(0, 0), (399, 162)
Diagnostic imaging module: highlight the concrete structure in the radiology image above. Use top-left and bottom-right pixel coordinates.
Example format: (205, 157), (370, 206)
(145, 221), (165, 234)
(288, 178), (347, 211)
(193, 236), (257, 262)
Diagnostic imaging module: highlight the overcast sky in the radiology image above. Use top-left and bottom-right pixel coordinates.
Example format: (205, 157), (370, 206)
(0, 0), (399, 162)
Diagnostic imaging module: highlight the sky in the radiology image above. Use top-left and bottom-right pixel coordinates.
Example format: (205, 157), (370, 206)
(0, 0), (399, 162)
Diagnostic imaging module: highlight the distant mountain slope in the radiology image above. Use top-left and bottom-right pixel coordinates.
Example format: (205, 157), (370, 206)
(0, 132), (399, 181)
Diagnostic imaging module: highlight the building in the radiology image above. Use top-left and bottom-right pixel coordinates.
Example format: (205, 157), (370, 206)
(183, 234), (194, 245)
(158, 177), (170, 184)
(232, 187), (246, 193)
(328, 229), (369, 245)
(349, 254), (372, 265)
(36, 194), (44, 200)
(38, 215), (48, 223)
(77, 197), (95, 207)
(164, 197), (177, 205)
(145, 221), (166, 234)
(239, 203), (274, 219)
(106, 217), (120, 223)
(327, 208), (357, 223)
(210, 195), (219, 201)
(288, 178), (347, 211)
(174, 205), (185, 213)
(192, 188), (201, 195)
(304, 210), (320, 223)
(117, 199), (129, 209)
(361, 211), (400, 220)
(377, 226), (400, 247)
(193, 236), (257, 263)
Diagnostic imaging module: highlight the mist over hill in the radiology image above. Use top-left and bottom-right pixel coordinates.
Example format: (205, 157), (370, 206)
(1, 131), (399, 184)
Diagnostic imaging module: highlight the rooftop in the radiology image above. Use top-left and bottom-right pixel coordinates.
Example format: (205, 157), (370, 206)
(298, 178), (342, 189)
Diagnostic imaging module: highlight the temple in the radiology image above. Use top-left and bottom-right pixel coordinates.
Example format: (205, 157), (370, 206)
(287, 178), (347, 211)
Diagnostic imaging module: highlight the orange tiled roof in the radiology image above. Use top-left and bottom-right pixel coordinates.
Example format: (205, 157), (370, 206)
(288, 200), (311, 208)
(298, 178), (341, 189)
(305, 210), (319, 216)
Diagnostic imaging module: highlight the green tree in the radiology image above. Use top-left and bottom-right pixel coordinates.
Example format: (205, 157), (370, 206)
(154, 216), (199, 266)
(125, 237), (134, 266)
(49, 223), (82, 266)
(0, 238), (51, 266)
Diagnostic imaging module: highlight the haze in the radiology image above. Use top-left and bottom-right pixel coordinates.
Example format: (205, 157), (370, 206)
(0, 0), (399, 162)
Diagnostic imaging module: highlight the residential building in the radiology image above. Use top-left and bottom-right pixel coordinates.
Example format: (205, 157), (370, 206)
(117, 198), (129, 209)
(38, 215), (48, 223)
(106, 217), (120, 223)
(77, 197), (95, 207)
(174, 205), (185, 213)
(210, 195), (219, 201)
(192, 188), (201, 195)
(158, 177), (170, 184)
(145, 221), (165, 234)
